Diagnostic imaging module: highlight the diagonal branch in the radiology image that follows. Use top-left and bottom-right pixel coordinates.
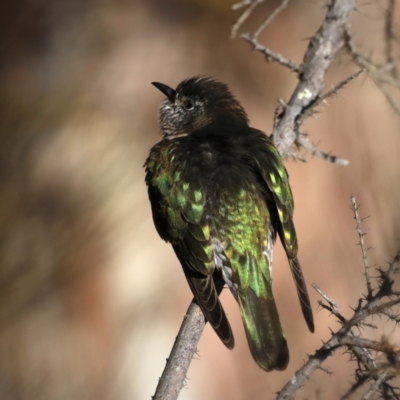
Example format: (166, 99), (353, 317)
(241, 34), (302, 73)
(253, 0), (289, 39)
(272, 0), (355, 158)
(152, 302), (206, 400)
(351, 194), (373, 298)
(296, 134), (349, 165)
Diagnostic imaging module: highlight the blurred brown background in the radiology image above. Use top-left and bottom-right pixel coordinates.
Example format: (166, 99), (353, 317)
(0, 0), (400, 399)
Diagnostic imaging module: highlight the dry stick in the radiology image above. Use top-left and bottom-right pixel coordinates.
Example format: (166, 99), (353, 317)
(232, 0), (289, 39)
(152, 302), (206, 400)
(384, 0), (398, 80)
(381, 309), (400, 323)
(292, 69), (364, 165)
(345, 30), (400, 117)
(374, 82), (400, 115)
(296, 68), (365, 126)
(278, 198), (400, 399)
(236, 0), (299, 70)
(315, 274), (381, 374)
(253, 0), (289, 39)
(272, 0), (355, 158)
(231, 0), (262, 39)
(386, 248), (400, 279)
(312, 283), (338, 312)
(277, 275), (400, 399)
(351, 194), (373, 298)
(362, 371), (389, 400)
(242, 34), (302, 72)
(339, 336), (399, 353)
(296, 135), (349, 165)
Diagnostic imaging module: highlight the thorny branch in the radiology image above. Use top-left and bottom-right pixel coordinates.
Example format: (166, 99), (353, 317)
(351, 194), (373, 298)
(234, 0), (400, 164)
(233, 0), (356, 162)
(345, 0), (400, 117)
(152, 302), (206, 400)
(277, 196), (400, 400)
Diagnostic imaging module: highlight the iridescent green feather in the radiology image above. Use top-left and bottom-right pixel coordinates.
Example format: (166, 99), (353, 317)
(215, 187), (289, 371)
(144, 140), (234, 348)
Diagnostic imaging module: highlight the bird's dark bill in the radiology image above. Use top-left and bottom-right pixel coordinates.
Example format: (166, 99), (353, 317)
(151, 82), (176, 102)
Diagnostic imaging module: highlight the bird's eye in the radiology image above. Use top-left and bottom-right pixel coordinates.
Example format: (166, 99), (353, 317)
(183, 99), (194, 110)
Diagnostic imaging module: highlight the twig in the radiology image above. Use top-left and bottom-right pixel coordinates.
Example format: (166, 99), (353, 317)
(272, 0), (355, 158)
(296, 68), (365, 126)
(384, 0), (398, 80)
(231, 0), (253, 10)
(152, 302), (206, 400)
(241, 34), (302, 72)
(386, 249), (400, 280)
(374, 82), (400, 115)
(339, 336), (399, 353)
(312, 283), (339, 312)
(362, 370), (389, 400)
(296, 134), (349, 165)
(277, 283), (400, 399)
(253, 0), (289, 39)
(345, 28), (400, 117)
(277, 195), (400, 398)
(287, 151), (307, 162)
(351, 194), (373, 298)
(381, 309), (400, 324)
(231, 0), (262, 39)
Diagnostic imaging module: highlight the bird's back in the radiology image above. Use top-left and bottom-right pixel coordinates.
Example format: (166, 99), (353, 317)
(172, 127), (290, 370)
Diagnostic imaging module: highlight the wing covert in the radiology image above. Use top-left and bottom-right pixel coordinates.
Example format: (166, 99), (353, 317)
(145, 139), (234, 347)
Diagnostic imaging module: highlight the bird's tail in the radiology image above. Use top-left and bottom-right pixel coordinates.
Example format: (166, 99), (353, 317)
(238, 274), (289, 371)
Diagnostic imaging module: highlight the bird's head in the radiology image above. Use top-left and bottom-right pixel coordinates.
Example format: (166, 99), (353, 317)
(152, 76), (249, 138)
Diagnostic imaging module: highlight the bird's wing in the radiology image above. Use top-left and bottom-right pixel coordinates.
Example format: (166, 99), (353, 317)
(244, 133), (314, 333)
(144, 140), (234, 348)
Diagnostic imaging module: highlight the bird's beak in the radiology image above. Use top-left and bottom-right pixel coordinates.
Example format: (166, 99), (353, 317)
(151, 82), (176, 102)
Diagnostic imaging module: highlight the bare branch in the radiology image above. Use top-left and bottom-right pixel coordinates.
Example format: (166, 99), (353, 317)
(345, 28), (400, 117)
(362, 370), (389, 400)
(287, 151), (307, 162)
(296, 68), (365, 126)
(339, 336), (399, 354)
(253, 0), (289, 39)
(277, 278), (400, 399)
(351, 194), (373, 298)
(296, 134), (349, 165)
(272, 0), (355, 158)
(277, 194), (400, 399)
(312, 283), (339, 312)
(241, 34), (302, 72)
(153, 302), (206, 400)
(384, 0), (398, 80)
(231, 0), (262, 39)
(387, 249), (400, 280)
(374, 81), (400, 115)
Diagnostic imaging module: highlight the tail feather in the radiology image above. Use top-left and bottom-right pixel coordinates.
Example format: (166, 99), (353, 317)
(189, 275), (235, 349)
(172, 243), (235, 349)
(289, 258), (314, 333)
(238, 284), (289, 371)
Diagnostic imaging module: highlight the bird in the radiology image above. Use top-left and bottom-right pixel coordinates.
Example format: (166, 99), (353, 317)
(144, 76), (314, 371)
